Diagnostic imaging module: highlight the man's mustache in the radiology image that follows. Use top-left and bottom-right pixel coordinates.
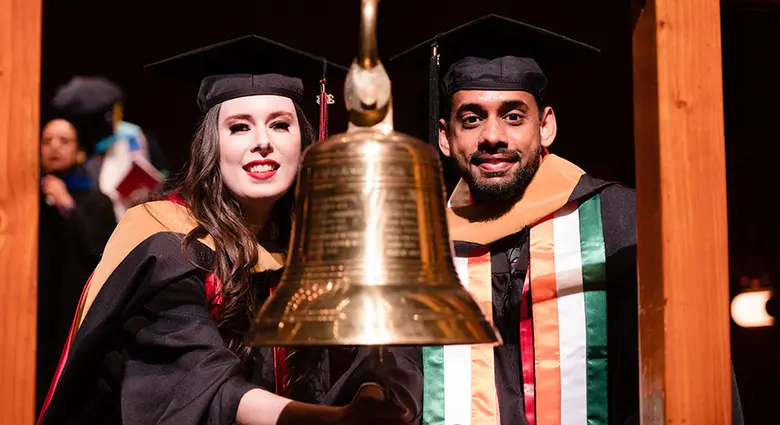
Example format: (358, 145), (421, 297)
(469, 148), (521, 164)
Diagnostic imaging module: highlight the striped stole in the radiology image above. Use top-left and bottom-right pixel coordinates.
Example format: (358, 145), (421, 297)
(423, 195), (609, 425)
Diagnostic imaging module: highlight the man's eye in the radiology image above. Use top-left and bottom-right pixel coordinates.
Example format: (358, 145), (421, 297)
(461, 115), (481, 126)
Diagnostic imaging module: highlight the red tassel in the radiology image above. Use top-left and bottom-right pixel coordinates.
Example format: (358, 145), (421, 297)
(319, 78), (329, 141)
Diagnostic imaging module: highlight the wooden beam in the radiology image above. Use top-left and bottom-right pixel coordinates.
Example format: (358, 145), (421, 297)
(633, 0), (731, 423)
(0, 0), (42, 422)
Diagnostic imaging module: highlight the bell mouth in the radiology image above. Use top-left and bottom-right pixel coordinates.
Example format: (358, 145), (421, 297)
(248, 281), (502, 348)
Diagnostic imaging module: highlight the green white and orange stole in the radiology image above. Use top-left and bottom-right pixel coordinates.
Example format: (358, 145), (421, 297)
(423, 155), (609, 425)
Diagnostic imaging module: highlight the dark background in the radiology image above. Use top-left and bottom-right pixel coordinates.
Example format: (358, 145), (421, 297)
(39, 0), (779, 422)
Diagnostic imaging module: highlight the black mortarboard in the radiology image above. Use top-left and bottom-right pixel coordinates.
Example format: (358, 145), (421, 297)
(49, 76), (125, 154)
(52, 76), (124, 117)
(389, 14), (599, 146)
(145, 34), (349, 117)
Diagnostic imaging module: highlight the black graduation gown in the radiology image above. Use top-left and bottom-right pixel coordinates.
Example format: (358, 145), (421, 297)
(37, 200), (422, 425)
(37, 178), (117, 412)
(445, 156), (744, 425)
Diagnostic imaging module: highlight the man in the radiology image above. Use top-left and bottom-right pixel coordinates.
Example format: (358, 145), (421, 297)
(51, 76), (170, 220)
(37, 117), (117, 412)
(391, 15), (744, 425)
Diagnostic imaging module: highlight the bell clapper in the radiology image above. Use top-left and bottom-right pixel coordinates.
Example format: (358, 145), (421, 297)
(376, 345), (393, 402)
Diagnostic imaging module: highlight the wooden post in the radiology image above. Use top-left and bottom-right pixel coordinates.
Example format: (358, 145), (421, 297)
(633, 0), (731, 423)
(0, 0), (42, 422)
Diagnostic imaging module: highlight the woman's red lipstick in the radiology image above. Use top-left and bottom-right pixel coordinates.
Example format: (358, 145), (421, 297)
(243, 159), (279, 180)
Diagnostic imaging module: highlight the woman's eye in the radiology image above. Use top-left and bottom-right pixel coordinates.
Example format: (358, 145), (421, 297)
(229, 123), (250, 134)
(271, 121), (291, 132)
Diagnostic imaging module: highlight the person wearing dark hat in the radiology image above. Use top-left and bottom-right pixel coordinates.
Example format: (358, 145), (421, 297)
(391, 14), (743, 425)
(52, 76), (171, 221)
(37, 35), (421, 425)
(36, 117), (118, 413)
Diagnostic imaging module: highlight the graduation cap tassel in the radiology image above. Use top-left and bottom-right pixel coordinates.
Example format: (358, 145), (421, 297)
(319, 79), (329, 140)
(428, 41), (440, 147)
(318, 59), (330, 141)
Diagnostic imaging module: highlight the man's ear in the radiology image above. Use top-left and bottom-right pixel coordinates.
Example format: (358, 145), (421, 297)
(540, 106), (557, 148)
(438, 119), (451, 157)
(77, 150), (87, 165)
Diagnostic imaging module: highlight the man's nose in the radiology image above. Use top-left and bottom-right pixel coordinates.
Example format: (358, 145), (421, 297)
(480, 117), (508, 148)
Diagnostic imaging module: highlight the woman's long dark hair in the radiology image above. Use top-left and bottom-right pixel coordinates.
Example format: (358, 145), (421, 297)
(177, 101), (324, 401)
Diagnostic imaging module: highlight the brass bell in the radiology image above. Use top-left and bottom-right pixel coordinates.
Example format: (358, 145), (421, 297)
(248, 0), (500, 348)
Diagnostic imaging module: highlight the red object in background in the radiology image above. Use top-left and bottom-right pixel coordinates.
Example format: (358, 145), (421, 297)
(115, 158), (164, 208)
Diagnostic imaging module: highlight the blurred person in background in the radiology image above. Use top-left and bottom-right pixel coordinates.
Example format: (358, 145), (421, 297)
(37, 117), (117, 412)
(52, 76), (171, 221)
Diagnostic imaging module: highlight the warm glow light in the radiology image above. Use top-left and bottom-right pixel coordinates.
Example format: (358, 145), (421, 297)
(361, 296), (391, 344)
(731, 289), (774, 328)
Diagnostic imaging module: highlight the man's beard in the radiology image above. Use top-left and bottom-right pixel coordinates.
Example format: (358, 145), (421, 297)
(455, 144), (541, 208)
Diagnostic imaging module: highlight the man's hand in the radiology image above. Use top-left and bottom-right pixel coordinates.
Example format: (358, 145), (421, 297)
(271, 385), (410, 425)
(41, 175), (75, 209)
(339, 384), (410, 425)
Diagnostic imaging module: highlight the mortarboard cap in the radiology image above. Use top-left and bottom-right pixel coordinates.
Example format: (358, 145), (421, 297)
(145, 34), (349, 114)
(49, 76), (125, 154)
(389, 14), (600, 145)
(52, 76), (124, 118)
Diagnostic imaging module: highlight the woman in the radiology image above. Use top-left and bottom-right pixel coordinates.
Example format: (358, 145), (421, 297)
(37, 36), (421, 425)
(37, 117), (117, 413)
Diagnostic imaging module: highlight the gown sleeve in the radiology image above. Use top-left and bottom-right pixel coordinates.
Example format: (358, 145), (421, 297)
(324, 346), (423, 424)
(120, 272), (259, 425)
(66, 190), (117, 262)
